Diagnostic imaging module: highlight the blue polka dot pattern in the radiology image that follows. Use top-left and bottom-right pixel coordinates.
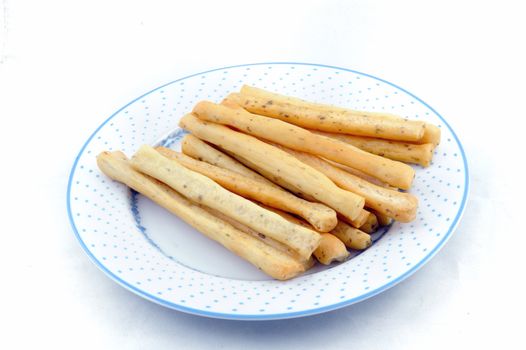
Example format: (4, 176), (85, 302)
(67, 63), (469, 320)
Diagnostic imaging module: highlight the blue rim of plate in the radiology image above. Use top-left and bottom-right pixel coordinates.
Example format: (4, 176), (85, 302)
(67, 62), (470, 320)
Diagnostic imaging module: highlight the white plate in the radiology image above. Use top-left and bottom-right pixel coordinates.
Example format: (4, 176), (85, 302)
(67, 62), (469, 320)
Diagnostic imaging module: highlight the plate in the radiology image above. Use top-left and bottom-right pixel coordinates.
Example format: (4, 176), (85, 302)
(67, 62), (469, 320)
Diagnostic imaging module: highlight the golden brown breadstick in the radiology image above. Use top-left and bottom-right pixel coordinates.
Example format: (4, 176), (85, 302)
(369, 209), (393, 226)
(273, 144), (418, 222)
(311, 130), (434, 167)
(181, 134), (271, 184)
(220, 97), (244, 109)
(233, 86), (426, 142)
(232, 88), (441, 146)
(181, 135), (316, 201)
(330, 221), (372, 250)
(419, 123), (441, 146)
(220, 149), (319, 202)
(343, 209), (370, 228)
(259, 205), (349, 265)
(359, 211), (379, 233)
(192, 101), (415, 189)
(190, 129), (372, 234)
(266, 204), (369, 254)
(200, 205), (314, 270)
(131, 145), (320, 260)
(325, 159), (393, 188)
(345, 106), (440, 146)
(314, 234), (350, 265)
(212, 139), (385, 215)
(156, 147), (337, 232)
(96, 151), (307, 280)
(179, 114), (365, 221)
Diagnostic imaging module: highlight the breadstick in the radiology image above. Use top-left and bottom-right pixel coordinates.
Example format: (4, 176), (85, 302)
(260, 204), (349, 265)
(131, 145), (321, 260)
(272, 144), (418, 222)
(232, 88), (441, 145)
(220, 97), (244, 109)
(202, 133), (386, 208)
(419, 123), (441, 146)
(181, 134), (271, 184)
(314, 234), (350, 265)
(330, 221), (372, 250)
(311, 130), (434, 167)
(220, 149), (319, 202)
(179, 114), (365, 221)
(181, 135), (317, 201)
(192, 101), (415, 189)
(325, 159), (393, 188)
(369, 209), (393, 226)
(200, 206), (314, 270)
(359, 211), (379, 233)
(234, 86), (426, 142)
(156, 147), (337, 232)
(96, 151), (306, 280)
(348, 106), (440, 146)
(343, 209), (370, 228)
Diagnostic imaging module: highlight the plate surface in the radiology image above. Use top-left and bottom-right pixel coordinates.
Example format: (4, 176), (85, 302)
(67, 62), (469, 320)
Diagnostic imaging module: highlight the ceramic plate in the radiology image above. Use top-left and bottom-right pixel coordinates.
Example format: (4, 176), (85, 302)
(67, 62), (469, 320)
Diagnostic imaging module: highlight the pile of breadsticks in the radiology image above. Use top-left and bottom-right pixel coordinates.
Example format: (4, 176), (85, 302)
(97, 85), (440, 280)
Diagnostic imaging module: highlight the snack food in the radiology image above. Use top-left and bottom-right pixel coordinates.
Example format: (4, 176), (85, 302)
(269, 143), (418, 222)
(131, 145), (321, 260)
(344, 209), (370, 228)
(181, 134), (272, 184)
(220, 149), (320, 202)
(202, 206), (314, 270)
(229, 86), (427, 142)
(96, 84), (440, 280)
(419, 123), (441, 146)
(314, 234), (351, 265)
(96, 151), (308, 280)
(192, 101), (415, 189)
(369, 209), (393, 227)
(330, 221), (372, 250)
(311, 130), (435, 167)
(156, 146), (338, 232)
(260, 204), (350, 265)
(179, 114), (366, 221)
(359, 211), (379, 234)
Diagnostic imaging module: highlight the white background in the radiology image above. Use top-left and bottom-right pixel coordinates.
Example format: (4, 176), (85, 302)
(1, 1), (525, 349)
